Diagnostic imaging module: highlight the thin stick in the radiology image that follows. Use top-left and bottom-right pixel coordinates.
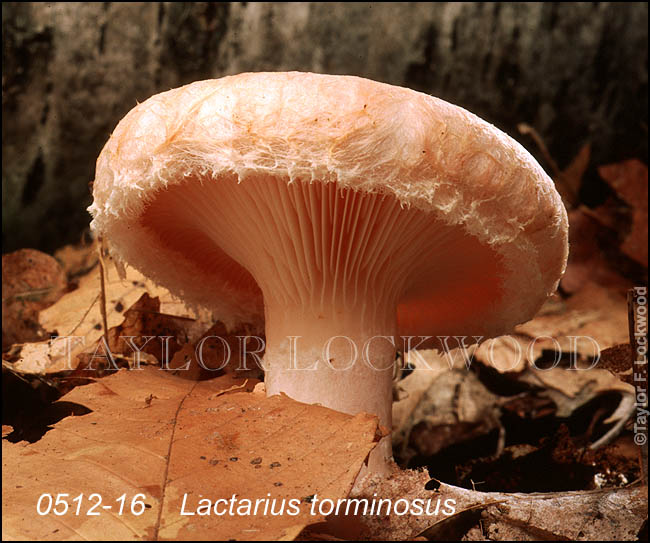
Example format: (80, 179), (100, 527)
(517, 123), (561, 177)
(97, 237), (110, 347)
(517, 122), (580, 208)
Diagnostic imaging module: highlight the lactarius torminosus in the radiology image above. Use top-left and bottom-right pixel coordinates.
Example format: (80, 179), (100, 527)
(89, 72), (568, 474)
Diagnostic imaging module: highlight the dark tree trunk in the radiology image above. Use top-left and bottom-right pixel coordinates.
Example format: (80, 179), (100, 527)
(2, 2), (647, 253)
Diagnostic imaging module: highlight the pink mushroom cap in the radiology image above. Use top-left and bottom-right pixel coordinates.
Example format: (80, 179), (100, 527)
(89, 71), (568, 342)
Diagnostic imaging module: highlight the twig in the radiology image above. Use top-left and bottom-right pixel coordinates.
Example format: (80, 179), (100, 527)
(67, 293), (100, 336)
(209, 379), (249, 399)
(517, 122), (582, 208)
(517, 123), (561, 177)
(96, 237), (110, 347)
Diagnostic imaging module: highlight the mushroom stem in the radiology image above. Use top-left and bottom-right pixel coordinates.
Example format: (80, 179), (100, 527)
(142, 175), (455, 473)
(263, 300), (397, 474)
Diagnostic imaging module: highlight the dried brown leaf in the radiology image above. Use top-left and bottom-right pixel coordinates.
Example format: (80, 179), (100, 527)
(2, 249), (68, 350)
(476, 282), (629, 374)
(53, 239), (99, 280)
(347, 470), (647, 541)
(598, 159), (648, 267)
(392, 351), (449, 445)
(518, 366), (634, 420)
(560, 208), (633, 295)
(556, 142), (591, 207)
(393, 351), (501, 459)
(2, 367), (380, 541)
(472, 282), (634, 447)
(18, 259), (202, 374)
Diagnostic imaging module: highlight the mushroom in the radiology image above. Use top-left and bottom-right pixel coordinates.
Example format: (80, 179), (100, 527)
(89, 72), (568, 475)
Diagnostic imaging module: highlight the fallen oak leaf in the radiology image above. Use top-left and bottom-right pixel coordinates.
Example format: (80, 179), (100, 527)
(29, 258), (200, 374)
(2, 367), (380, 541)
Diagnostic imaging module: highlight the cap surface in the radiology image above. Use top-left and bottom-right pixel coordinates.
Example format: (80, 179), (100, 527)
(89, 71), (568, 338)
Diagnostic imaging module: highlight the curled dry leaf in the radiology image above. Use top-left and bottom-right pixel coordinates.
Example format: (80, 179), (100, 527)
(598, 159), (648, 268)
(345, 469), (647, 541)
(560, 208), (634, 295)
(518, 366), (634, 417)
(166, 322), (265, 382)
(9, 257), (204, 375)
(475, 281), (630, 374)
(2, 248), (68, 350)
(104, 292), (191, 368)
(393, 350), (502, 460)
(9, 341), (56, 375)
(392, 350), (450, 446)
(561, 159), (647, 295)
(2, 367), (380, 541)
(517, 367), (635, 450)
(470, 280), (635, 448)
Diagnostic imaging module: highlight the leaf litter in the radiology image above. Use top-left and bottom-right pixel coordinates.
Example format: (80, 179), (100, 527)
(2, 367), (380, 541)
(2, 147), (648, 540)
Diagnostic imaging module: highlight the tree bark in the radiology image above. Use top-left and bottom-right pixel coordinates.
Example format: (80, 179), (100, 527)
(2, 2), (647, 253)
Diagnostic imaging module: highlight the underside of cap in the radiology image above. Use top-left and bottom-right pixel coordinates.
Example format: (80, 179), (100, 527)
(89, 71), (568, 338)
